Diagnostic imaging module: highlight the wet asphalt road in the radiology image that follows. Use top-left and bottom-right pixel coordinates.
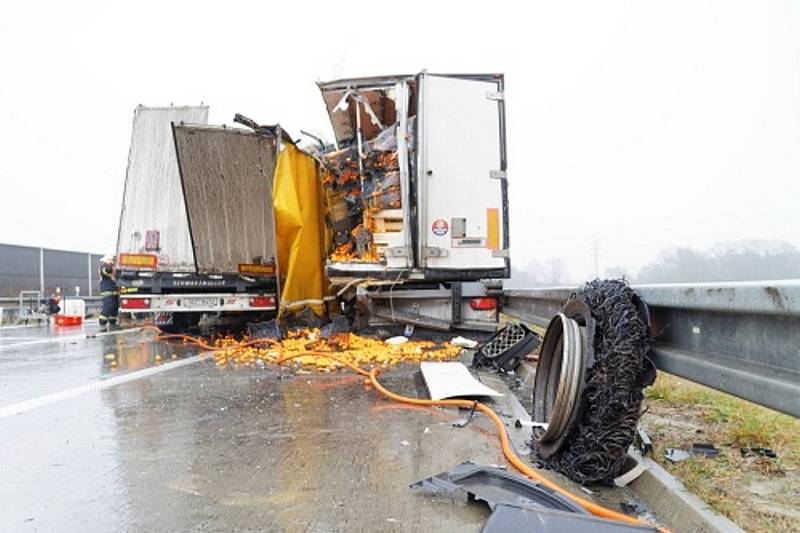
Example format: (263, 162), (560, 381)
(0, 324), (507, 532)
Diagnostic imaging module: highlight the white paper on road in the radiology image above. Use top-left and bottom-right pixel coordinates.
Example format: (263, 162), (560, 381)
(420, 362), (503, 400)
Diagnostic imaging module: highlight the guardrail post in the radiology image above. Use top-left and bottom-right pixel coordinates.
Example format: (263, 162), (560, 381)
(39, 247), (44, 295)
(87, 253), (93, 297)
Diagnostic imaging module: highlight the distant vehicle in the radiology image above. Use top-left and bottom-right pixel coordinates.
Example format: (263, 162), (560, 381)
(114, 106), (278, 330)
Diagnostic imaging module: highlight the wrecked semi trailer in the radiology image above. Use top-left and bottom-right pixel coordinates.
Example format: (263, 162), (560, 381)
(115, 72), (509, 332)
(115, 107), (279, 328)
(317, 72), (509, 331)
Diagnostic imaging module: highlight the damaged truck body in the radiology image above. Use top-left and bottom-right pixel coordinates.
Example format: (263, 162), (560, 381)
(114, 71), (510, 332)
(318, 72), (509, 331)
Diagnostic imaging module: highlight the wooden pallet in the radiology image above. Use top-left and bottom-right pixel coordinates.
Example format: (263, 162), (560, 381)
(370, 209), (404, 233)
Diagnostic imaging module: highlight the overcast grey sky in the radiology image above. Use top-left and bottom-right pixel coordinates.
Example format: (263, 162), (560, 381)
(1, 1), (798, 282)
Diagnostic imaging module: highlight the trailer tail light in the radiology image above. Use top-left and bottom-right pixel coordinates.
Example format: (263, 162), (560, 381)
(469, 297), (497, 311)
(121, 297), (151, 309)
(249, 296), (276, 308)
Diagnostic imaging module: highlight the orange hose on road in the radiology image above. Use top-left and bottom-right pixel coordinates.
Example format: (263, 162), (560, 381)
(365, 367), (666, 531)
(145, 326), (668, 532)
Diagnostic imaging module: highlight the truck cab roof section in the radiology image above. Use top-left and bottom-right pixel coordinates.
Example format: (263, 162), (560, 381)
(317, 72), (509, 283)
(116, 105), (209, 273)
(172, 124), (279, 277)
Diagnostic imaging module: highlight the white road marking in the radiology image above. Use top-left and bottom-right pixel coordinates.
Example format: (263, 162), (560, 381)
(91, 327), (143, 338)
(0, 351), (213, 419)
(0, 327), (142, 351)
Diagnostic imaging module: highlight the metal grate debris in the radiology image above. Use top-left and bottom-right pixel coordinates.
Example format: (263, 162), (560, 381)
(473, 322), (540, 371)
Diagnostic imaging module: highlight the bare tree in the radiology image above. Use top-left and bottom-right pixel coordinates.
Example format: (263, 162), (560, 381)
(636, 239), (800, 283)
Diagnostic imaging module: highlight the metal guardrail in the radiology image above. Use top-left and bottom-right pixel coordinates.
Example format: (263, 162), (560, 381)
(503, 280), (800, 418)
(0, 296), (103, 324)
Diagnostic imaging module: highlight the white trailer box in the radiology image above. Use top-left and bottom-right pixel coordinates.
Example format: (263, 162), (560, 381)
(114, 107), (278, 324)
(116, 105), (209, 272)
(318, 72), (509, 283)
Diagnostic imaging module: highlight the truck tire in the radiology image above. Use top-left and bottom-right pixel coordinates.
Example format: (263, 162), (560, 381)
(532, 279), (655, 485)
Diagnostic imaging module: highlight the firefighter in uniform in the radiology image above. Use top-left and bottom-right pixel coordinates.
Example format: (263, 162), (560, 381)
(98, 256), (119, 330)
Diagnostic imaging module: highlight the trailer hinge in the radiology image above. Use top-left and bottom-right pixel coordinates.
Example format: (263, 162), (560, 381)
(492, 249), (509, 258)
(385, 247), (410, 258)
(489, 170), (507, 180)
(422, 246), (449, 258)
(486, 91), (504, 101)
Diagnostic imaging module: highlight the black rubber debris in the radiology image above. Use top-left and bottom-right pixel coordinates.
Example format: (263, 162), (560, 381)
(620, 499), (651, 517)
(690, 443), (720, 457)
(741, 447), (777, 458)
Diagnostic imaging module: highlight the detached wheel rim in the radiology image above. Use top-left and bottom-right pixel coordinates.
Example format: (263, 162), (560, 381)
(533, 313), (585, 444)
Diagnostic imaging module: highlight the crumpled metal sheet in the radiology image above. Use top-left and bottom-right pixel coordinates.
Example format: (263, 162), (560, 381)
(410, 462), (585, 514)
(482, 504), (657, 533)
(412, 463), (658, 532)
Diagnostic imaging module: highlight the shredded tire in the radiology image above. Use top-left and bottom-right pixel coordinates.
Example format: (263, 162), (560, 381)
(538, 279), (652, 485)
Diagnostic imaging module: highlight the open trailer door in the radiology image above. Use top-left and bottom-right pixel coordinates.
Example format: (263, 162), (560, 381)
(172, 125), (279, 276)
(417, 73), (509, 277)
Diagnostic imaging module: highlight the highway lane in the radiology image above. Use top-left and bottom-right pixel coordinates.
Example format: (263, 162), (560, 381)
(0, 326), (498, 532)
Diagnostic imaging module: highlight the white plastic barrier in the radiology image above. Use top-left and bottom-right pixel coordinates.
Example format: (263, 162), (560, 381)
(61, 299), (86, 317)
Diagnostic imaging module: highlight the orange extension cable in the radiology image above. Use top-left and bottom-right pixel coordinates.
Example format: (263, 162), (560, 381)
(143, 326), (668, 532)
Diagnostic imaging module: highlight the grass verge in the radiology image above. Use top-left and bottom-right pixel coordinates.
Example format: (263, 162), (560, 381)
(644, 372), (800, 533)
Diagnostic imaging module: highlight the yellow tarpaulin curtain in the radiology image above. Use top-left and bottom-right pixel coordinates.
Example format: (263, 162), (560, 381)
(273, 143), (329, 317)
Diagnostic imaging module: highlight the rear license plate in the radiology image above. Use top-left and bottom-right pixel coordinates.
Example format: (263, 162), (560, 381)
(181, 297), (220, 309)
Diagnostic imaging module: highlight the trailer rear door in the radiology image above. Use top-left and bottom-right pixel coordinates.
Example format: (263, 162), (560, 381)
(417, 73), (508, 274)
(116, 106), (209, 272)
(173, 125), (278, 275)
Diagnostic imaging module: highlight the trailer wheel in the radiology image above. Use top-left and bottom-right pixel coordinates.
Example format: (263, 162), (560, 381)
(531, 279), (655, 485)
(160, 312), (202, 333)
